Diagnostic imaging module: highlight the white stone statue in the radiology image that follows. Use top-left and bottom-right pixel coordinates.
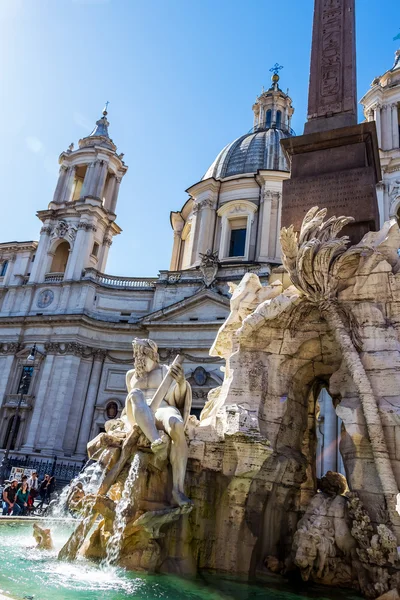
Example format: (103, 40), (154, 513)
(124, 338), (192, 507)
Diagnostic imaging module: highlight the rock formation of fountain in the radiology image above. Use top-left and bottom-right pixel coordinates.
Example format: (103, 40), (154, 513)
(57, 207), (400, 598)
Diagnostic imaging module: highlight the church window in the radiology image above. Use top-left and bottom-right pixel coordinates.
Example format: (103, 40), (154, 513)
(50, 240), (70, 274)
(16, 366), (34, 395)
(217, 200), (257, 262)
(276, 110), (282, 128)
(0, 261), (8, 277)
(228, 218), (247, 257)
(92, 242), (100, 258)
(265, 110), (272, 128)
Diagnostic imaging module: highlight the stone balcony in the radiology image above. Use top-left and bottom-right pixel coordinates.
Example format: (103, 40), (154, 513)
(82, 267), (157, 289)
(44, 272), (64, 283)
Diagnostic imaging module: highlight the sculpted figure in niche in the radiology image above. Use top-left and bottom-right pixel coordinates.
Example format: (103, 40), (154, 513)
(292, 471), (356, 586)
(124, 338), (192, 507)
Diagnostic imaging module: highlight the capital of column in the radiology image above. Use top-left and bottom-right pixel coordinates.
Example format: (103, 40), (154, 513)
(40, 225), (53, 236)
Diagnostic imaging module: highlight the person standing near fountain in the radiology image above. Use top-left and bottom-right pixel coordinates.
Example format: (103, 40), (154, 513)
(2, 480), (21, 516)
(124, 338), (192, 507)
(15, 480), (29, 516)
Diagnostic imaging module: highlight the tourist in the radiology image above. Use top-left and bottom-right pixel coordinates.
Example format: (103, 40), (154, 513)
(2, 479), (21, 516)
(45, 476), (56, 503)
(15, 480), (29, 515)
(17, 475), (29, 491)
(28, 471), (39, 499)
(39, 474), (49, 502)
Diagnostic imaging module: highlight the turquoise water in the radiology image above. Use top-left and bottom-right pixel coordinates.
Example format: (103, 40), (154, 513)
(0, 521), (361, 600)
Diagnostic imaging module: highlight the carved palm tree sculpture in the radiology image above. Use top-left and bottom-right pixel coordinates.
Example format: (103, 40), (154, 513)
(280, 207), (400, 531)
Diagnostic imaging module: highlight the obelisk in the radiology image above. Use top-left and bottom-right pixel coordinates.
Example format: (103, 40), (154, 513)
(281, 0), (381, 243)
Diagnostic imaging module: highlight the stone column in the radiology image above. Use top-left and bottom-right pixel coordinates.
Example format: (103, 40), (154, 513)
(268, 193), (279, 258)
(376, 182), (385, 226)
(80, 163), (94, 198)
(98, 235), (112, 273)
(194, 199), (216, 263)
(104, 174), (117, 211)
(3, 254), (15, 287)
(392, 103), (400, 149)
(95, 161), (108, 200)
(274, 192), (282, 259)
(0, 354), (14, 407)
(169, 230), (182, 271)
(257, 189), (272, 261)
(108, 177), (121, 214)
(29, 225), (52, 283)
(21, 355), (55, 451)
(52, 354), (82, 452)
(52, 166), (68, 203)
(382, 105), (392, 150)
(374, 104), (382, 147)
(61, 166), (77, 203)
(75, 353), (105, 457)
(65, 223), (96, 280)
(40, 354), (80, 453)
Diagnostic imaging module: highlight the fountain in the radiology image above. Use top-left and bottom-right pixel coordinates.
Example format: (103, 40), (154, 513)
(3, 209), (400, 599)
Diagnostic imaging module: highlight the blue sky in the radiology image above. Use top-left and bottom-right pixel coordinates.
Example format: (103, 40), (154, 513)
(0, 0), (399, 276)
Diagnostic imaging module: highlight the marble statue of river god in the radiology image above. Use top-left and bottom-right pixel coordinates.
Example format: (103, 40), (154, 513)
(58, 338), (193, 568)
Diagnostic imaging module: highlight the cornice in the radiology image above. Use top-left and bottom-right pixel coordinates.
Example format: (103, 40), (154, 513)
(186, 178), (221, 197)
(0, 242), (38, 253)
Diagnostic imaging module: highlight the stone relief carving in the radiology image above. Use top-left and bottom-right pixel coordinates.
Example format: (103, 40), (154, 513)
(280, 207), (400, 530)
(51, 220), (78, 245)
(0, 343), (21, 355)
(199, 249), (219, 287)
(43, 342), (106, 359)
(167, 272), (181, 284)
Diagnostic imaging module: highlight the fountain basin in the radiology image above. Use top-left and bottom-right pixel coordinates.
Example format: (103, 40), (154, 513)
(0, 519), (363, 600)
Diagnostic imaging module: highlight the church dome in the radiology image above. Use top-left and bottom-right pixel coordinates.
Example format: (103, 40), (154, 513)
(203, 69), (295, 181)
(203, 124), (293, 180)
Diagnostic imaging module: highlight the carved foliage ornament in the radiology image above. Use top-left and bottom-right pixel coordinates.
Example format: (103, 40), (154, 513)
(193, 198), (217, 214)
(0, 343), (21, 355)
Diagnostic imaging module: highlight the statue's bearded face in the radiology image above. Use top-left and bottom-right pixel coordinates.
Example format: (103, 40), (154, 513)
(133, 343), (158, 379)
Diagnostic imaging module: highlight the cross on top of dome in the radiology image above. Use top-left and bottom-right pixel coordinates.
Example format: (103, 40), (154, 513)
(269, 63), (283, 86)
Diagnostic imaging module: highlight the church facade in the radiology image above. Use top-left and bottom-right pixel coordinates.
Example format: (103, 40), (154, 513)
(0, 52), (399, 468)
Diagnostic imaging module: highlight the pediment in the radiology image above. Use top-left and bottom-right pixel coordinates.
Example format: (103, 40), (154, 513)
(141, 289), (230, 324)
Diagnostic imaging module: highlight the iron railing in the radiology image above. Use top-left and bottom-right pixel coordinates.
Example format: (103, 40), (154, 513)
(5, 456), (84, 490)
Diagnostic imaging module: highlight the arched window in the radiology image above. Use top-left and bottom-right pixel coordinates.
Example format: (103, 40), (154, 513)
(3, 415), (21, 450)
(50, 241), (70, 274)
(0, 261), (8, 277)
(265, 110), (272, 128)
(276, 110), (282, 128)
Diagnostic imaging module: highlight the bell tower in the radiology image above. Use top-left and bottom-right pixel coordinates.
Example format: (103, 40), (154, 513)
(29, 106), (128, 283)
